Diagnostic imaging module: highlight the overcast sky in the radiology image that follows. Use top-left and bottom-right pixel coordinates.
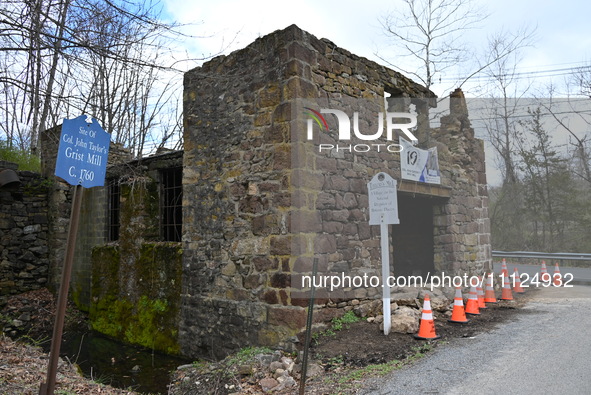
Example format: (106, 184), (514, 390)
(160, 0), (591, 185)
(162, 0), (591, 95)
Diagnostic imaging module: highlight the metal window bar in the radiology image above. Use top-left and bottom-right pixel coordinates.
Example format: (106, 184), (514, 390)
(161, 168), (182, 242)
(107, 179), (120, 241)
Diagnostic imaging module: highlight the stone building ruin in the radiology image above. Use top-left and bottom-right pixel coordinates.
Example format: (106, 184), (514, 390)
(2, 24), (491, 360)
(180, 24), (491, 358)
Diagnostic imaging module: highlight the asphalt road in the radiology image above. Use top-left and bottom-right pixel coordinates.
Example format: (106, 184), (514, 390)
(361, 285), (591, 395)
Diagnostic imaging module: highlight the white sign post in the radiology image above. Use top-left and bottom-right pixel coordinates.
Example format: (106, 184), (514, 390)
(368, 172), (399, 335)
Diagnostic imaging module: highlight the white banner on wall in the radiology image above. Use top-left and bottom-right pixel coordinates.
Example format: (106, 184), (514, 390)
(400, 137), (441, 184)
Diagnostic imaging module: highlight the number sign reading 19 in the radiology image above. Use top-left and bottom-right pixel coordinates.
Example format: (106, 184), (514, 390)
(368, 172), (399, 225)
(55, 115), (110, 188)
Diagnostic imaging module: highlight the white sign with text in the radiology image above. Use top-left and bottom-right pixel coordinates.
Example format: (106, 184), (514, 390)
(367, 172), (399, 335)
(368, 172), (399, 225)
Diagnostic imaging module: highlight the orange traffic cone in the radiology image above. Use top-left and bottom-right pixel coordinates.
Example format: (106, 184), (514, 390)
(540, 261), (550, 282)
(477, 277), (487, 309)
(501, 258), (509, 276)
(513, 267), (525, 293)
(465, 285), (480, 315)
(448, 287), (469, 324)
(414, 294), (441, 340)
(484, 274), (497, 303)
(500, 273), (513, 300)
(553, 263), (562, 286)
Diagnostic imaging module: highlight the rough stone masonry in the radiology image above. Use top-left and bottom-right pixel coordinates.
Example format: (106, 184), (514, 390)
(181, 24), (491, 359)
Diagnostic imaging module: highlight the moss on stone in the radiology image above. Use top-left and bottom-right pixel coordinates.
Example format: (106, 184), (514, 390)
(89, 243), (182, 355)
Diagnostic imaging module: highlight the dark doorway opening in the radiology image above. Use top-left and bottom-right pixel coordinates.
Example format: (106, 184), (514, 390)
(391, 194), (435, 278)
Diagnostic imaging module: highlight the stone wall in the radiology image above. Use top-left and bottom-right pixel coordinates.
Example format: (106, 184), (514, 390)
(431, 89), (491, 275)
(181, 25), (492, 359)
(86, 152), (183, 353)
(0, 165), (50, 300)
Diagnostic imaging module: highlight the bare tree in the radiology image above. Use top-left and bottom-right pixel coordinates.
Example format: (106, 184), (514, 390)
(379, 0), (487, 90)
(479, 29), (536, 185)
(0, 0), (204, 157)
(378, 0), (535, 97)
(570, 64), (591, 98)
(539, 98), (591, 185)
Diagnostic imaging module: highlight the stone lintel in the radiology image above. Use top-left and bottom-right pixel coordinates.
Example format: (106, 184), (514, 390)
(398, 180), (452, 199)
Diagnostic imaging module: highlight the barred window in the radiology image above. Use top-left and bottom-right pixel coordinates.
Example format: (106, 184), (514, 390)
(161, 168), (182, 242)
(107, 179), (120, 241)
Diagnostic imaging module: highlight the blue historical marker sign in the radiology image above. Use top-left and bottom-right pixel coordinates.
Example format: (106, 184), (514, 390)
(55, 115), (110, 188)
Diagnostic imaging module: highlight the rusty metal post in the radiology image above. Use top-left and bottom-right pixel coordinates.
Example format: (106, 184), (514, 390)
(40, 184), (83, 395)
(299, 257), (318, 395)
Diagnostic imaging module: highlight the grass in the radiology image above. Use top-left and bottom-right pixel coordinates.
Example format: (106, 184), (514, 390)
(313, 311), (362, 342)
(0, 141), (40, 172)
(227, 346), (273, 365)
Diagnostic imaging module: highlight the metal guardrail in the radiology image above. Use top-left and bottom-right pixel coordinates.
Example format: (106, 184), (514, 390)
(492, 251), (591, 262)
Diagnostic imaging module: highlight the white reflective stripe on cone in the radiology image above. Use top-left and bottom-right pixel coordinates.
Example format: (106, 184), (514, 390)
(422, 312), (433, 320)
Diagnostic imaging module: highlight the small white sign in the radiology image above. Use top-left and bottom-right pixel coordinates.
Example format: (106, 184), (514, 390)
(368, 172), (399, 225)
(400, 137), (441, 184)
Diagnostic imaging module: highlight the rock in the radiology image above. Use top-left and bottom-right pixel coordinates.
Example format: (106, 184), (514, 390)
(391, 291), (419, 306)
(375, 315), (384, 324)
(392, 286), (420, 294)
(272, 350), (282, 362)
(23, 225), (41, 234)
(391, 314), (419, 334)
(305, 363), (324, 378)
(430, 296), (450, 312)
(238, 364), (254, 376)
(367, 317), (375, 323)
(269, 361), (283, 372)
(440, 286), (456, 300)
(255, 353), (274, 366)
(221, 262), (236, 276)
(428, 287), (445, 297)
(17, 313), (31, 321)
(390, 306), (420, 334)
(131, 365), (141, 372)
(259, 377), (279, 392)
(274, 368), (286, 378)
(353, 302), (372, 317)
(278, 375), (297, 387)
(395, 305), (420, 318)
(280, 356), (294, 372)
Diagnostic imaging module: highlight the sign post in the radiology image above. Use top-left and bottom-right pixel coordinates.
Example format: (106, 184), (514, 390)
(40, 115), (109, 395)
(368, 172), (399, 335)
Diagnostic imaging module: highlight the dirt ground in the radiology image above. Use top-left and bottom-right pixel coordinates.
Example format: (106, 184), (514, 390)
(0, 335), (139, 395)
(310, 295), (532, 369)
